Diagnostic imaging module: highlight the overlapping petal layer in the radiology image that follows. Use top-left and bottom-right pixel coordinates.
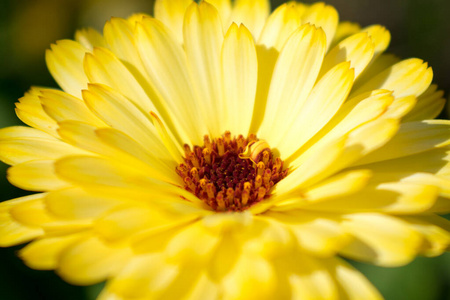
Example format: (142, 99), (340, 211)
(1, 0), (449, 299)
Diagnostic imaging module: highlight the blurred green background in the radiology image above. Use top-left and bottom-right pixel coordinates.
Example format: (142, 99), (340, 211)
(0, 0), (449, 299)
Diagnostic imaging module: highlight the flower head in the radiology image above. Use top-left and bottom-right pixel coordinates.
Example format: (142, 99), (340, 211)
(1, 0), (449, 299)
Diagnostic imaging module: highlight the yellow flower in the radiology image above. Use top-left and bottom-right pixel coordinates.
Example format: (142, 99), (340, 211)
(1, 0), (449, 299)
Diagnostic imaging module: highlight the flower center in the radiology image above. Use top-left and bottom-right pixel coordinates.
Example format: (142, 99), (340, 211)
(176, 132), (287, 212)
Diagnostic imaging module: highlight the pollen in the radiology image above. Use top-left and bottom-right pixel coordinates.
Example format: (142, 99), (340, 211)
(176, 132), (288, 211)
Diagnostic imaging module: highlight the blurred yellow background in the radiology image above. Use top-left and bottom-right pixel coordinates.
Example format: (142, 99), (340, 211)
(0, 0), (448, 299)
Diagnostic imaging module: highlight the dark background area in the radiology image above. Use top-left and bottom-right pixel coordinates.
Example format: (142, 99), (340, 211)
(0, 0), (449, 299)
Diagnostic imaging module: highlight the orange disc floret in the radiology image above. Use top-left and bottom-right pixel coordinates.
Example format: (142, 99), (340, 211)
(176, 132), (287, 211)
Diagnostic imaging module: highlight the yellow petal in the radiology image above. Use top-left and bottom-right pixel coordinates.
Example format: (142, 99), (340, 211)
(58, 121), (176, 183)
(404, 84), (446, 122)
(19, 203), (91, 239)
(326, 90), (394, 135)
(57, 236), (133, 285)
(356, 120), (450, 165)
(149, 112), (184, 164)
(330, 21), (361, 48)
(258, 24), (326, 147)
(182, 274), (219, 300)
(0, 130), (87, 166)
(301, 2), (339, 50)
(139, 259), (216, 300)
(154, 0), (192, 43)
(257, 3), (302, 51)
(54, 155), (200, 209)
(274, 170), (372, 210)
(97, 126), (177, 181)
(223, 254), (276, 300)
(45, 187), (124, 220)
(351, 58), (433, 98)
(276, 136), (346, 195)
(105, 254), (178, 299)
(355, 53), (399, 88)
(207, 0), (232, 26)
(15, 88), (59, 137)
(429, 196), (450, 213)
(39, 89), (105, 126)
(54, 155), (175, 194)
(401, 214), (450, 257)
(103, 17), (148, 78)
(108, 255), (214, 300)
(183, 1), (224, 137)
(229, 0), (270, 39)
(82, 84), (170, 160)
(320, 32), (374, 79)
(249, 43), (279, 133)
(222, 23), (258, 136)
(135, 17), (205, 145)
(241, 217), (293, 259)
(357, 170), (450, 206)
(45, 40), (89, 98)
(9, 197), (53, 227)
(351, 26), (391, 88)
(127, 13), (151, 25)
(131, 219), (193, 254)
(75, 27), (108, 50)
(304, 181), (439, 214)
(84, 47), (158, 114)
(19, 233), (86, 270)
(207, 233), (242, 282)
(94, 205), (177, 242)
(358, 146), (450, 176)
(278, 253), (338, 300)
(97, 291), (123, 300)
(57, 120), (120, 156)
(279, 62), (354, 159)
(41, 219), (92, 236)
(8, 160), (70, 191)
(340, 117), (400, 169)
(202, 211), (253, 234)
(0, 125), (54, 140)
(287, 90), (394, 169)
(381, 95), (417, 119)
(265, 210), (349, 257)
(305, 169), (372, 202)
(0, 216), (42, 247)
(0, 194), (45, 246)
(165, 221), (220, 263)
(340, 213), (422, 266)
(362, 25), (391, 59)
(326, 258), (383, 300)
(386, 172), (450, 198)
